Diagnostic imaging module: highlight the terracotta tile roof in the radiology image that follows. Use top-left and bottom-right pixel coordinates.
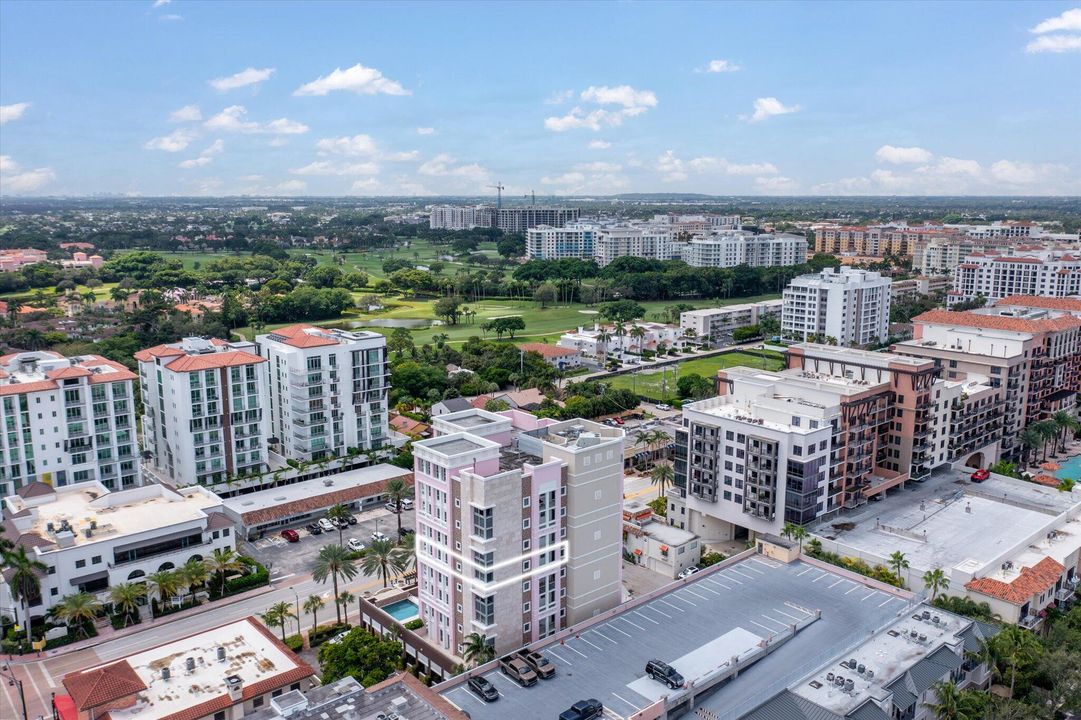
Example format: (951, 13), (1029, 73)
(966, 557), (1064, 605)
(47, 366), (92, 380)
(164, 350), (266, 373)
(83, 357), (139, 384)
(995, 295), (1081, 312)
(991, 256), (1043, 263)
(518, 342), (579, 358)
(0, 379), (58, 396)
(16, 480), (55, 498)
(389, 414), (430, 436)
(63, 661), (147, 711)
(913, 309), (1081, 334)
(268, 324), (339, 348)
(133, 344), (186, 362)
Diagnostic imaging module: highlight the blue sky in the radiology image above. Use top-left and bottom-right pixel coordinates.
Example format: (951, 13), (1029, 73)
(1, 1), (1079, 197)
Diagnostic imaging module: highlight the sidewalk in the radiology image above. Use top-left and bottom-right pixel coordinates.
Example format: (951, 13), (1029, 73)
(6, 581), (279, 663)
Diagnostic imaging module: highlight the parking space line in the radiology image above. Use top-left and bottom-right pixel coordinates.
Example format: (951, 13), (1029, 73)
(492, 671), (521, 688)
(667, 595), (695, 608)
(695, 583), (723, 596)
(719, 572), (744, 584)
(622, 616), (648, 630)
(844, 584), (862, 595)
(605, 623), (633, 638)
(728, 568), (756, 580)
(741, 564), (765, 575)
(648, 603), (675, 617)
(772, 608), (801, 621)
(707, 577), (734, 590)
(578, 636), (604, 651)
(548, 649), (573, 665)
(634, 610), (660, 625)
(812, 572), (830, 582)
(861, 590), (878, 602)
(591, 628), (618, 644)
(828, 578), (846, 588)
(749, 620), (777, 634)
(683, 588), (710, 601)
(795, 566), (815, 577)
(878, 596), (897, 607)
(564, 644), (589, 659)
(611, 692), (642, 712)
(751, 558), (780, 569)
(784, 601), (815, 615)
(759, 614), (789, 629)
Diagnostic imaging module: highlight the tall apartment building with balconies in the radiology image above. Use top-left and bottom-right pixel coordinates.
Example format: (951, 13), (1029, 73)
(412, 408), (623, 657)
(593, 226), (675, 266)
(782, 267), (891, 346)
(948, 249), (1081, 306)
(675, 233), (807, 269)
(0, 351), (140, 496)
(524, 223), (597, 260)
(255, 325), (389, 462)
(137, 338), (269, 486)
(497, 207), (580, 233)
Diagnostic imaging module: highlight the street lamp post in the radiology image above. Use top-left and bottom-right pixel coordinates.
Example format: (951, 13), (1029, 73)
(2, 663), (29, 720)
(293, 590), (301, 635)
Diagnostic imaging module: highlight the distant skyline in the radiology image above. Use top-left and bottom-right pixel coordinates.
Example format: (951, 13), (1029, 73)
(1, 1), (1080, 197)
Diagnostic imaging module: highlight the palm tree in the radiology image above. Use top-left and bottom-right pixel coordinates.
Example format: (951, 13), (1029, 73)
(302, 594), (325, 632)
(923, 568), (949, 602)
(649, 462), (675, 497)
(179, 558), (209, 592)
(683, 327), (698, 349)
(261, 601), (296, 642)
(989, 625), (1044, 699)
(806, 537), (822, 556)
(311, 545), (359, 624)
(629, 325), (647, 355)
(922, 680), (982, 720)
(462, 632), (495, 667)
(781, 522), (797, 542)
(384, 477), (414, 536)
(4, 545), (47, 646)
(53, 592), (103, 638)
(613, 323), (627, 359)
(108, 582), (146, 628)
(326, 503), (352, 545)
(206, 547), (245, 596)
(360, 539), (408, 588)
(1051, 410), (1079, 455)
(1019, 427), (1043, 468)
(337, 591), (355, 624)
(1034, 420), (1058, 462)
(596, 329), (612, 367)
(147, 570), (182, 606)
(888, 551), (910, 588)
(790, 525), (808, 551)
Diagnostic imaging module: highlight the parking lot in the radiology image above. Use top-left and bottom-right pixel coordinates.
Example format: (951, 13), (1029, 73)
(243, 503), (415, 579)
(440, 555), (911, 720)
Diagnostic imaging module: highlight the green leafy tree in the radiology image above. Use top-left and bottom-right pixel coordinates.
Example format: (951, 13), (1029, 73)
(360, 539), (409, 588)
(462, 632), (495, 667)
(3, 545), (46, 645)
(600, 299), (646, 324)
(108, 582), (146, 627)
(790, 525), (808, 551)
(649, 462), (675, 497)
(312, 545), (359, 624)
(53, 592), (103, 638)
(388, 327), (414, 358)
(206, 547), (244, 596)
(921, 680), (985, 720)
(384, 477), (413, 536)
(261, 601), (297, 642)
(147, 569), (182, 605)
(303, 594), (325, 632)
(326, 503), (352, 546)
(923, 568), (949, 602)
(318, 627), (403, 685)
(337, 590), (355, 624)
(888, 551), (910, 588)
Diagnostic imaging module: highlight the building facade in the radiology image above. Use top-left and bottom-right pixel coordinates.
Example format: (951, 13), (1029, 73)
(255, 325), (389, 462)
(676, 233), (808, 269)
(497, 207), (580, 233)
(679, 300), (783, 346)
(412, 408), (623, 657)
(0, 351), (140, 496)
(524, 224), (597, 260)
(137, 337), (269, 486)
(428, 205), (493, 230)
(948, 249), (1081, 306)
(593, 226), (675, 266)
(782, 267), (891, 346)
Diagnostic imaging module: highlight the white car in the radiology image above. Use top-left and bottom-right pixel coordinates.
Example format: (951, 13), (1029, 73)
(678, 566), (700, 579)
(656, 404), (672, 412)
(400, 498), (414, 510)
(327, 630), (350, 645)
(371, 531), (391, 544)
(318, 518), (336, 533)
(347, 538), (366, 552)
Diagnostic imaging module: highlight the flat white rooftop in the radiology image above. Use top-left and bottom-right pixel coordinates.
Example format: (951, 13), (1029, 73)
(222, 463), (411, 516)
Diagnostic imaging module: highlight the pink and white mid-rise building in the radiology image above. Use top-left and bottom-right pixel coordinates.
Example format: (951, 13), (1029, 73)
(412, 408), (624, 657)
(948, 249), (1081, 306)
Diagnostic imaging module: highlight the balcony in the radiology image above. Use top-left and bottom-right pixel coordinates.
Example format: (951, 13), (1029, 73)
(1019, 614), (1042, 630)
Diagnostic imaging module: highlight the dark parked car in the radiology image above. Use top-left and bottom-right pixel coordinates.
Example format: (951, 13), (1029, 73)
(346, 515), (357, 525)
(645, 659), (684, 689)
(559, 699), (603, 720)
(467, 675), (499, 702)
(399, 526), (415, 538)
(305, 523), (323, 535)
(280, 529), (300, 543)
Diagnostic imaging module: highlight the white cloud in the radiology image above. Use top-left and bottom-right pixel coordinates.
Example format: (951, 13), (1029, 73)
(989, 160), (1070, 185)
(544, 90), (574, 105)
(656, 150), (779, 181)
(416, 127), (435, 135)
(144, 128), (197, 152)
(540, 169), (627, 195)
(349, 178), (382, 193)
(588, 140), (611, 150)
(545, 85), (657, 132)
(875, 145), (934, 164)
(290, 160), (380, 176)
(385, 150), (420, 162)
(169, 104), (202, 122)
(747, 97), (800, 122)
(0, 102), (31, 125)
(755, 176), (797, 192)
(152, 0), (170, 7)
(1026, 35), (1081, 53)
(1031, 8), (1081, 33)
(700, 59), (740, 73)
(575, 161), (621, 173)
(0, 156), (56, 193)
(209, 67), (275, 92)
(417, 154), (489, 183)
(316, 134), (378, 156)
(204, 106), (308, 135)
(269, 180), (307, 195)
(294, 63), (409, 96)
(917, 156), (983, 178)
(178, 139), (224, 169)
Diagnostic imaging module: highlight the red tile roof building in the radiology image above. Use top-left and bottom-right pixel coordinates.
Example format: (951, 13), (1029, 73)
(949, 249), (1081, 306)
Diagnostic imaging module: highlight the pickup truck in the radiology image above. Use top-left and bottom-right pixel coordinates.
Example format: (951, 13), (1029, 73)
(559, 699), (603, 720)
(498, 655), (538, 687)
(514, 649), (555, 679)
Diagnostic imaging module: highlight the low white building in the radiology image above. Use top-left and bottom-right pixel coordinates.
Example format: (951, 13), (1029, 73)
(557, 322), (686, 359)
(680, 300), (783, 345)
(1, 480), (234, 621)
(622, 500), (700, 578)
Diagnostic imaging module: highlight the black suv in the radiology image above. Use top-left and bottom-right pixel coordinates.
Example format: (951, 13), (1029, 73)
(467, 675), (499, 702)
(305, 523), (323, 535)
(645, 659), (684, 689)
(558, 699), (602, 720)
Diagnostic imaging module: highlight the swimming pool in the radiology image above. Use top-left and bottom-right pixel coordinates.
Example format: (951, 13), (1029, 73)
(382, 598), (420, 623)
(1057, 454), (1081, 481)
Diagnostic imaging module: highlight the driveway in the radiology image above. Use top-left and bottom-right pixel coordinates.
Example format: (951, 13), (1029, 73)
(243, 504), (414, 579)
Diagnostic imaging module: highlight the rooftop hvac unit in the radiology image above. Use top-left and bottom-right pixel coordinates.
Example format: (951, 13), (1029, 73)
(185, 657), (195, 672)
(217, 647), (226, 662)
(844, 679), (855, 693)
(161, 667), (170, 681)
(834, 676), (845, 687)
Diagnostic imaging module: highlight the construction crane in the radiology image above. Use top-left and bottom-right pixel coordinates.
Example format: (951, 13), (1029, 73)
(488, 182), (505, 210)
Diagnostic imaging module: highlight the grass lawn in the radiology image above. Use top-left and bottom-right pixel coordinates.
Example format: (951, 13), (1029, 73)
(0, 282), (121, 304)
(606, 350), (786, 402)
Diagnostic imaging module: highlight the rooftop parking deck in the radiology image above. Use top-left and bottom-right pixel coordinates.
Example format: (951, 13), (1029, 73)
(439, 555), (913, 720)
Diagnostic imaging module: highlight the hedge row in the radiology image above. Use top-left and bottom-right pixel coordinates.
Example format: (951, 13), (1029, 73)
(308, 622), (351, 647)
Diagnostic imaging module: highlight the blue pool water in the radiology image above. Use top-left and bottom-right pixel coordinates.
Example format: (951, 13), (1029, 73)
(1057, 454), (1081, 481)
(383, 598), (420, 622)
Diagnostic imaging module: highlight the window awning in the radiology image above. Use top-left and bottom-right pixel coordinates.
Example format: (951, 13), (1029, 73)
(632, 549), (642, 555)
(660, 544), (669, 552)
